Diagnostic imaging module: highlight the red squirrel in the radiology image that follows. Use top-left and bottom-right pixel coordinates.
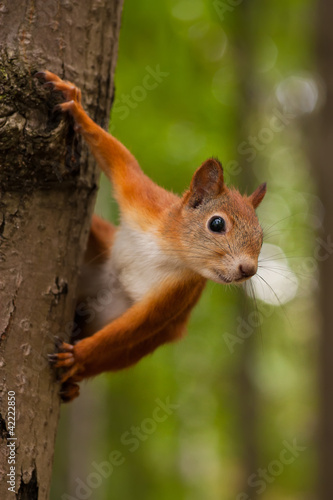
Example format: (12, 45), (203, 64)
(37, 71), (266, 402)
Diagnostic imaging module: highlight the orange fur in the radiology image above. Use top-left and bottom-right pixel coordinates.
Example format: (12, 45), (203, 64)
(37, 71), (266, 402)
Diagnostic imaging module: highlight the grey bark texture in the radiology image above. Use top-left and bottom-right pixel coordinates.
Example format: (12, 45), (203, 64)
(0, 1), (123, 498)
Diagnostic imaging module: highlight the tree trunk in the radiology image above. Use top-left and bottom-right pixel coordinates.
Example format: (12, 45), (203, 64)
(314, 1), (333, 498)
(232, 3), (261, 496)
(0, 1), (123, 498)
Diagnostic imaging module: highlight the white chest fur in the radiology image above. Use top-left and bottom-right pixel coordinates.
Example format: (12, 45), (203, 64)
(109, 224), (181, 302)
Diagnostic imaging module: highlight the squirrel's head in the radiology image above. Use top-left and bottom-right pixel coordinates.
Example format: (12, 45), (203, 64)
(176, 158), (266, 284)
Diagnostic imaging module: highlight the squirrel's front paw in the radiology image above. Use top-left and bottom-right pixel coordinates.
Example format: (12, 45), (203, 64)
(35, 70), (82, 114)
(48, 337), (86, 402)
(48, 337), (84, 382)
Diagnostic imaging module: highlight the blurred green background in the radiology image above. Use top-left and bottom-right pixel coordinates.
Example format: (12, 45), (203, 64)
(51, 0), (322, 498)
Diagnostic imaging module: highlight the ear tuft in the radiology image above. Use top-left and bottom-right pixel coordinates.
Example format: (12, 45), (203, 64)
(210, 156), (223, 169)
(248, 182), (267, 209)
(187, 158), (224, 208)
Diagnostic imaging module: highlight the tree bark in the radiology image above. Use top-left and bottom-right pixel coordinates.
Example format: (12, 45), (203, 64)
(314, 1), (333, 498)
(0, 1), (123, 498)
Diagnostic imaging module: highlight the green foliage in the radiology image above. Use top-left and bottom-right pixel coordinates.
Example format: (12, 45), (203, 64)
(53, 1), (318, 499)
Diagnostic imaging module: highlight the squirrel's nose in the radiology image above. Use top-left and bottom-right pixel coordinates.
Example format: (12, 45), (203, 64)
(239, 261), (257, 278)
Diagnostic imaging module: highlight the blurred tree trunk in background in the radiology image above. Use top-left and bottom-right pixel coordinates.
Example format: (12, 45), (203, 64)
(314, 1), (333, 498)
(0, 1), (123, 498)
(230, 3), (260, 497)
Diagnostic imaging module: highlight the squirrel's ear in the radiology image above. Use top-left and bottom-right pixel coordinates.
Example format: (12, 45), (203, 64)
(248, 182), (267, 209)
(186, 158), (224, 208)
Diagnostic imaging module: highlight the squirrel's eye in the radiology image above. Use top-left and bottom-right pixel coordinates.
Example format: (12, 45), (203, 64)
(208, 216), (226, 233)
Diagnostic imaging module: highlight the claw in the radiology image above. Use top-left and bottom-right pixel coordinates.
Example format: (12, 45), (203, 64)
(35, 70), (63, 83)
(48, 353), (59, 364)
(49, 334), (81, 387)
(54, 336), (74, 351)
(43, 81), (55, 89)
(35, 70), (82, 115)
(53, 104), (62, 113)
(61, 341), (74, 352)
(48, 353), (74, 369)
(49, 337), (76, 374)
(55, 354), (75, 369)
(53, 101), (75, 113)
(34, 71), (46, 79)
(54, 336), (63, 348)
(49, 333), (84, 401)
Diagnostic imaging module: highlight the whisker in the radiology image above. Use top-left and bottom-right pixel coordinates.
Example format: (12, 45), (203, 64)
(242, 280), (264, 350)
(262, 213), (300, 234)
(255, 274), (292, 327)
(263, 231), (285, 241)
(258, 266), (299, 283)
(249, 279), (264, 350)
(258, 265), (312, 283)
(259, 254), (293, 262)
